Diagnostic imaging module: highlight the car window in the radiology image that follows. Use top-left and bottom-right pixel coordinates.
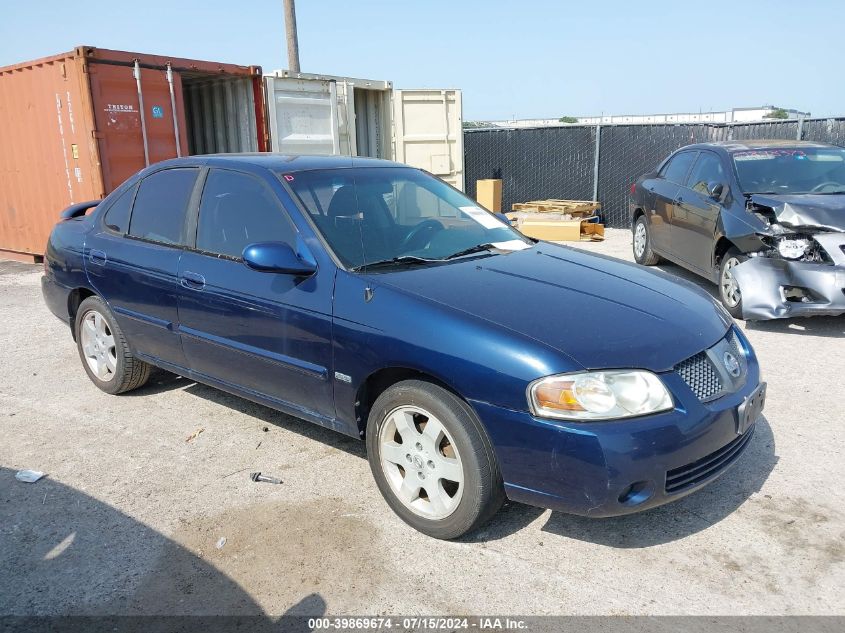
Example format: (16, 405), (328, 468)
(196, 169), (296, 259)
(661, 152), (697, 185)
(129, 168), (199, 245)
(103, 184), (137, 234)
(284, 167), (527, 269)
(687, 152), (725, 195)
(733, 147), (845, 194)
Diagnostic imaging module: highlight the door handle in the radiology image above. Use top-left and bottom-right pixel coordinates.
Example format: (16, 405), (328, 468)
(89, 249), (107, 265)
(180, 271), (206, 290)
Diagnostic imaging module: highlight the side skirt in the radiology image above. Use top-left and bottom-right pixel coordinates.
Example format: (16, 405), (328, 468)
(651, 248), (718, 284)
(135, 353), (358, 439)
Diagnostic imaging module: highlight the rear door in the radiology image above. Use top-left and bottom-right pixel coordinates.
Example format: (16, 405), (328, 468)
(648, 150), (697, 255)
(672, 150), (727, 275)
(85, 167), (200, 369)
(393, 89), (464, 191)
(175, 167), (335, 419)
(264, 76), (353, 155)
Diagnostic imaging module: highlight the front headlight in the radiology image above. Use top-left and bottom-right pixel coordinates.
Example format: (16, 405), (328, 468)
(777, 238), (810, 260)
(528, 370), (674, 421)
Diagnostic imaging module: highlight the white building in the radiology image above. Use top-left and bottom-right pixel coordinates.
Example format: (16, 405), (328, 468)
(484, 106), (810, 128)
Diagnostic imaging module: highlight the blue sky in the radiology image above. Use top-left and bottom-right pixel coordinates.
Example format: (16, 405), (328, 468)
(2, 0), (842, 120)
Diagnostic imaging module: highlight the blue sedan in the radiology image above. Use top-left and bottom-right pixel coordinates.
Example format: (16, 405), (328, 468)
(41, 155), (765, 539)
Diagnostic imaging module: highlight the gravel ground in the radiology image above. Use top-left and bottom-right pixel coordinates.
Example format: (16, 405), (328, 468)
(0, 231), (843, 617)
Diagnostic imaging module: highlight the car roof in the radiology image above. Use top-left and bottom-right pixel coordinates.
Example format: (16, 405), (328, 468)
(680, 139), (838, 154)
(149, 153), (406, 173)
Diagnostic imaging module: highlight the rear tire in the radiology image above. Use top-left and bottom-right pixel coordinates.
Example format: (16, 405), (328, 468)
(366, 380), (504, 539)
(718, 247), (748, 319)
(633, 215), (660, 265)
(75, 296), (152, 394)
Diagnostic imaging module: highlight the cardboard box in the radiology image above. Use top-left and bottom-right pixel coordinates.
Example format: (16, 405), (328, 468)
(476, 179), (502, 212)
(518, 219), (583, 241)
(581, 222), (605, 240)
(517, 218), (605, 242)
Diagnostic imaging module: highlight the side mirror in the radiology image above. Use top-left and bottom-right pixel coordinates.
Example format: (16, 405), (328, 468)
(242, 241), (317, 276)
(707, 182), (725, 201)
(495, 212), (512, 224)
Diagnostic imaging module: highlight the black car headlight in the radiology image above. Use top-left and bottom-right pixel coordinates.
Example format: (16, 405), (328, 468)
(528, 370), (674, 421)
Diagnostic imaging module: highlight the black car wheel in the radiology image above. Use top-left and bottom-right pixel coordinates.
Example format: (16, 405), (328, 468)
(75, 296), (152, 394)
(632, 215), (660, 265)
(366, 380), (504, 539)
(719, 247), (748, 319)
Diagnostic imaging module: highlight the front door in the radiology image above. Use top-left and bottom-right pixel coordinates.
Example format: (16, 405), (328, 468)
(176, 167), (335, 420)
(85, 167), (200, 369)
(671, 151), (726, 275)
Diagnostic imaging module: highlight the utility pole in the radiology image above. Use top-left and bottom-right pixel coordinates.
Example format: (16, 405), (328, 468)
(283, 0), (301, 73)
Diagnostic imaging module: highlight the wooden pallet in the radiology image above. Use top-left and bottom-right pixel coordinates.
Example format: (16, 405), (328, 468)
(511, 199), (601, 215)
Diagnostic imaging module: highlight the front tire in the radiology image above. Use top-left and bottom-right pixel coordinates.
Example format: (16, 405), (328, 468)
(75, 296), (152, 394)
(633, 215), (660, 265)
(366, 380), (504, 539)
(719, 247), (747, 319)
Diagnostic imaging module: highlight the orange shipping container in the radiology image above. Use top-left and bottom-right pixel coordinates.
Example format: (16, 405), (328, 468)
(0, 45), (267, 262)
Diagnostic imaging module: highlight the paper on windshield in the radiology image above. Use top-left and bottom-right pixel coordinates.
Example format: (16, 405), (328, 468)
(460, 206), (505, 230)
(491, 240), (530, 251)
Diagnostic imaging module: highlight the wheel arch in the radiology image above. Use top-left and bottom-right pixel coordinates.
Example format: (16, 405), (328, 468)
(67, 287), (98, 340)
(631, 207), (646, 226)
(354, 366), (467, 437)
(714, 236), (738, 269)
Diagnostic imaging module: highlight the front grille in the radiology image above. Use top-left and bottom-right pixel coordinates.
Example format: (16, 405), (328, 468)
(665, 426), (755, 494)
(675, 328), (748, 402)
(675, 351), (722, 401)
(727, 330), (744, 365)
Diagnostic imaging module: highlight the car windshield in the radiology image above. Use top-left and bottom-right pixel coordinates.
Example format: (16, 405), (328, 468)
(281, 167), (530, 270)
(733, 147), (845, 195)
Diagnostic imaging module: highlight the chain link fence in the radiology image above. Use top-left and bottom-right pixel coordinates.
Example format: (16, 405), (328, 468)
(464, 117), (845, 227)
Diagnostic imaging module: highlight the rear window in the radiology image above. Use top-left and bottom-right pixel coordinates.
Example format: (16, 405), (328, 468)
(129, 168), (199, 245)
(103, 184), (137, 234)
(661, 152), (697, 185)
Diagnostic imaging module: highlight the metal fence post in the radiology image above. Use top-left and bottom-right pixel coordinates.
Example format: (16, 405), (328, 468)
(592, 124), (601, 202)
(797, 116), (805, 141)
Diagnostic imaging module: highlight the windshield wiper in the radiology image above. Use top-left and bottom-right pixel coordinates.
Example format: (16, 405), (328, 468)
(441, 243), (499, 260)
(353, 244), (502, 271)
(351, 256), (438, 272)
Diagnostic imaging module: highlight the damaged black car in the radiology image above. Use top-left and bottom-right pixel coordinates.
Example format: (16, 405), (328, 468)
(630, 140), (845, 320)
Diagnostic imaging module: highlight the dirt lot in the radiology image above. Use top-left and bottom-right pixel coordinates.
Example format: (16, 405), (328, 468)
(1, 230), (843, 617)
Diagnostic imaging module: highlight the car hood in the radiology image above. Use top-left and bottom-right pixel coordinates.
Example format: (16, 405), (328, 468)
(371, 243), (730, 372)
(748, 193), (845, 231)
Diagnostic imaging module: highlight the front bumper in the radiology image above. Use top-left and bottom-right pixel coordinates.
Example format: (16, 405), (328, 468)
(732, 233), (845, 320)
(470, 353), (762, 517)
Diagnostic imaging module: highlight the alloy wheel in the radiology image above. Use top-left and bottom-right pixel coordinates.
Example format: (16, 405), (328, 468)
(80, 310), (117, 382)
(721, 257), (742, 307)
(378, 405), (464, 520)
(634, 222), (647, 259)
